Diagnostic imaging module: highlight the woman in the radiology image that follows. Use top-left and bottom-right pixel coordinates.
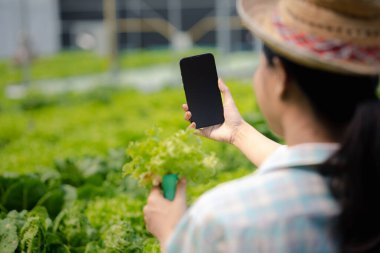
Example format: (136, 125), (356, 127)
(144, 0), (380, 252)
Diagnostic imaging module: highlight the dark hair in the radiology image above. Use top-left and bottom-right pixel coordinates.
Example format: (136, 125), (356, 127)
(263, 44), (380, 253)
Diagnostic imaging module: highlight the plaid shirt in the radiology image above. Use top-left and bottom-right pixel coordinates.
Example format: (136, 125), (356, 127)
(167, 144), (341, 253)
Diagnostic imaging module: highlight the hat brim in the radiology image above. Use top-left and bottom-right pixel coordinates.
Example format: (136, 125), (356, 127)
(237, 0), (380, 75)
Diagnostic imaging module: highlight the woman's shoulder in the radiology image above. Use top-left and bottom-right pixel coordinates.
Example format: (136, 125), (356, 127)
(188, 167), (339, 227)
(168, 168), (340, 253)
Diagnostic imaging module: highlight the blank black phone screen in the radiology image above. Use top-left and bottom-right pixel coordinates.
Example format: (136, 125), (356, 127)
(180, 53), (224, 129)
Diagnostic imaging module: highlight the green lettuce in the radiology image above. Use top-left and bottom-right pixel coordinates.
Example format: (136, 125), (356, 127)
(123, 129), (219, 187)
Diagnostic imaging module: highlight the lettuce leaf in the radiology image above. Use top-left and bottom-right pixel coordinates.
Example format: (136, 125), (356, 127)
(123, 129), (219, 187)
(0, 218), (19, 253)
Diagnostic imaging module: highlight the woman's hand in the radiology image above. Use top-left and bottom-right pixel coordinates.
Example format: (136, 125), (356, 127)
(183, 79), (281, 167)
(183, 79), (245, 144)
(144, 178), (187, 249)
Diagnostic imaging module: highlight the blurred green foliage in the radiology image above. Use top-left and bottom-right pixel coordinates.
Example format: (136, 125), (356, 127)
(0, 49), (278, 252)
(0, 51), (106, 88)
(0, 150), (252, 252)
(0, 79), (268, 174)
(0, 48), (217, 89)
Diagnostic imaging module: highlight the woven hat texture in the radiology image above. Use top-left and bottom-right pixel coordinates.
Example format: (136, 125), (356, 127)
(237, 0), (380, 75)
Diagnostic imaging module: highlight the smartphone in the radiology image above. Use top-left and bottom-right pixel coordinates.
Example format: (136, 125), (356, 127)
(180, 53), (224, 129)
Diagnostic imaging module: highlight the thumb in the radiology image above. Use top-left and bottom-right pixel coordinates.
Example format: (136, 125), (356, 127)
(174, 178), (186, 202)
(218, 79), (234, 106)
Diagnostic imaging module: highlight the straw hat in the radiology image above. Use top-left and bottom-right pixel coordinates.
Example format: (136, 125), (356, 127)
(237, 0), (380, 75)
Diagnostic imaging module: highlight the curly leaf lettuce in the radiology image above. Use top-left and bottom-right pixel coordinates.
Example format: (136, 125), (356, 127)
(123, 129), (219, 187)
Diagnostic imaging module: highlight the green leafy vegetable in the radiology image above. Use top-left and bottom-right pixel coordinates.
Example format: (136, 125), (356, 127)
(142, 238), (160, 253)
(102, 221), (143, 252)
(35, 188), (65, 218)
(123, 129), (219, 187)
(53, 204), (97, 248)
(0, 218), (19, 253)
(3, 210), (28, 232)
(45, 232), (70, 253)
(1, 175), (47, 211)
(19, 216), (46, 252)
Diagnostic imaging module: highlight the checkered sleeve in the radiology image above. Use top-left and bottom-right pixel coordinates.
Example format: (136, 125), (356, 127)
(166, 205), (228, 253)
(166, 144), (341, 252)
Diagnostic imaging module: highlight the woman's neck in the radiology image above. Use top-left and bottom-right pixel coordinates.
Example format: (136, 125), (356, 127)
(282, 106), (339, 146)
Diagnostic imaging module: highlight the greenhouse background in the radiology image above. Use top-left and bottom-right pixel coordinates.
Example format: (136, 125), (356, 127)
(0, 0), (258, 55)
(0, 0), (267, 252)
(0, 0), (263, 94)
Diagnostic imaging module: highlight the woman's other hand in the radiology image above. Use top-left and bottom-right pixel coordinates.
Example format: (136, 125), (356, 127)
(144, 178), (187, 250)
(183, 79), (244, 144)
